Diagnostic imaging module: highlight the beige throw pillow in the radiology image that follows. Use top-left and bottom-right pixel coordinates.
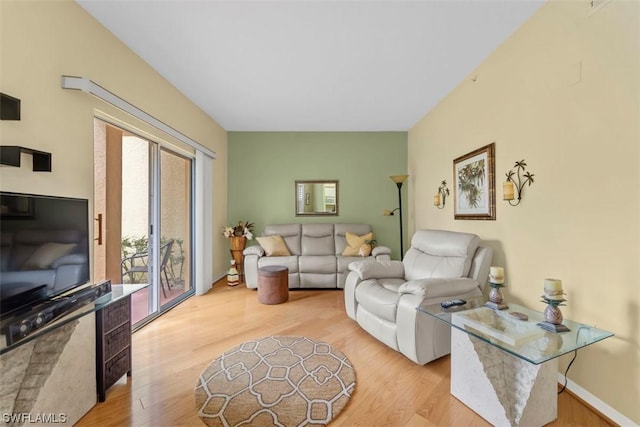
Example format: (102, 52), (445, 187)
(256, 235), (291, 256)
(21, 242), (76, 270)
(342, 232), (373, 256)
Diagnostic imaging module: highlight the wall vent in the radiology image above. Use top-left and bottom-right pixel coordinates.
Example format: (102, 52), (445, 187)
(589, 0), (612, 15)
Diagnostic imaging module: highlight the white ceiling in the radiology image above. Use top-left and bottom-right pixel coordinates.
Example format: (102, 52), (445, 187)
(77, 0), (544, 132)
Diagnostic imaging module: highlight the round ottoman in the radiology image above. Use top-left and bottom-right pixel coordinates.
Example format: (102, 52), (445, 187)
(257, 265), (289, 304)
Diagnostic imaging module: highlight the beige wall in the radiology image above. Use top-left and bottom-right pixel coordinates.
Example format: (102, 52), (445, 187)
(409, 0), (639, 422)
(0, 1), (228, 280)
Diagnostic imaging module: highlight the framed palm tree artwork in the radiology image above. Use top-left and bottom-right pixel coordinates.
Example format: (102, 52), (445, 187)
(453, 142), (496, 220)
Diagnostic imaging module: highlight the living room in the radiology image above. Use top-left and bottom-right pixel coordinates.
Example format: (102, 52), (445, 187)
(0, 0), (638, 426)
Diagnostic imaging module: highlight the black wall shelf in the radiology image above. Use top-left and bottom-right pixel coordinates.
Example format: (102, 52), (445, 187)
(0, 93), (21, 120)
(0, 146), (52, 172)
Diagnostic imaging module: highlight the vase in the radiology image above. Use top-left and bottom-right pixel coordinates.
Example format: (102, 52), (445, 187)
(229, 236), (247, 251)
(227, 260), (240, 287)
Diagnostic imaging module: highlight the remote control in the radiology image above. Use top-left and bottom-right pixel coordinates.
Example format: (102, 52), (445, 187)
(440, 299), (467, 309)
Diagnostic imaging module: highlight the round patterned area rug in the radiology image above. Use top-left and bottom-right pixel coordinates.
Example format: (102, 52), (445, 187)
(194, 336), (356, 426)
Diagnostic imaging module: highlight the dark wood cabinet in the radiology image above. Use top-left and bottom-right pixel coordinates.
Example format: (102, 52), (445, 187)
(95, 294), (132, 402)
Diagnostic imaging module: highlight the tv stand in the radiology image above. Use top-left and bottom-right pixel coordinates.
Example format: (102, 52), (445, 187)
(1, 281), (112, 346)
(0, 284), (48, 320)
(0, 283), (147, 425)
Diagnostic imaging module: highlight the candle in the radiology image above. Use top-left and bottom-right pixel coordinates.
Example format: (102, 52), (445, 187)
(503, 181), (515, 200)
(489, 266), (504, 284)
(544, 278), (564, 300)
(434, 194), (441, 206)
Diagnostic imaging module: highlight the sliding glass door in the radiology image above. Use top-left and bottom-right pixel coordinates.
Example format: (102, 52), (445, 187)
(93, 119), (194, 329)
(158, 148), (193, 307)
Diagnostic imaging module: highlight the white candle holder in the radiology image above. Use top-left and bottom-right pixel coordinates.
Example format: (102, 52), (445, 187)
(484, 282), (508, 310)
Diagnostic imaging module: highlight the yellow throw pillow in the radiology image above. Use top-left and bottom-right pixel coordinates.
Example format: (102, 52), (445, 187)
(256, 235), (291, 256)
(342, 232), (373, 256)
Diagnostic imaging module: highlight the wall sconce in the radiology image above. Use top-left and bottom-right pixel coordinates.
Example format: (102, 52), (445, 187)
(433, 180), (449, 209)
(385, 174), (409, 259)
(503, 160), (535, 206)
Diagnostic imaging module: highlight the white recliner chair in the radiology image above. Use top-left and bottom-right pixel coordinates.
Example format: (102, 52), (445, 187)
(344, 229), (493, 365)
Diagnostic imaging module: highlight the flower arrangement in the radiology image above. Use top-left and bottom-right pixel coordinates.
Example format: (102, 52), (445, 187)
(223, 220), (254, 240)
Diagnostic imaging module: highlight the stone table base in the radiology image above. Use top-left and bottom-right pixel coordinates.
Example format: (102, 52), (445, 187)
(451, 328), (557, 426)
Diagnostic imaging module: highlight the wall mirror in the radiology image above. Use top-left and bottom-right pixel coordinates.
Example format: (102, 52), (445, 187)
(295, 180), (339, 216)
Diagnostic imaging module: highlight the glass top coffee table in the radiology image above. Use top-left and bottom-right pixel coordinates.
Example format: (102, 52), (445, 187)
(417, 297), (614, 426)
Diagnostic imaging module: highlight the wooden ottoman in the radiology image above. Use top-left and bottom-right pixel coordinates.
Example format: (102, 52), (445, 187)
(257, 265), (289, 305)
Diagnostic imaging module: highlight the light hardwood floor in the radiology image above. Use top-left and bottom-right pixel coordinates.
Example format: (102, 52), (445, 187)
(77, 280), (614, 427)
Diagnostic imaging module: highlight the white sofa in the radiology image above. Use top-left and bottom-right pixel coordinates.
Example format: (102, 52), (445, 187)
(243, 223), (391, 289)
(344, 229), (493, 365)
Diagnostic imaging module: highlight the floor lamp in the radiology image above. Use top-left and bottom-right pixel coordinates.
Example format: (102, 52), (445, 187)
(385, 174), (409, 259)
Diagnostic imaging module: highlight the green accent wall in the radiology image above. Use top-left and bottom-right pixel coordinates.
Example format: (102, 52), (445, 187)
(228, 132), (408, 259)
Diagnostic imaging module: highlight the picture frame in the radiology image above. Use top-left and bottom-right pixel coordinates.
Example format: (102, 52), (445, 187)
(295, 180), (339, 216)
(453, 142), (495, 220)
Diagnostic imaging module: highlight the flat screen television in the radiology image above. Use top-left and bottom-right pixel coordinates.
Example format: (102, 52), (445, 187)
(0, 191), (90, 319)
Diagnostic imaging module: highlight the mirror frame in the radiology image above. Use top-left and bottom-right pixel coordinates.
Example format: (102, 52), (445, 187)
(295, 180), (339, 217)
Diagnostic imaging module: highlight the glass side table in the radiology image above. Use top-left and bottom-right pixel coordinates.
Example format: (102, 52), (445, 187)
(418, 299), (613, 426)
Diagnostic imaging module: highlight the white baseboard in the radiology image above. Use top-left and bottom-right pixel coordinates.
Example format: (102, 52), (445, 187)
(195, 272), (226, 295)
(558, 374), (638, 426)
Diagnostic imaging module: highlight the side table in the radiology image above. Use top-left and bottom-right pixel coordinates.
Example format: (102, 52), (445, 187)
(96, 294), (131, 402)
(417, 301), (613, 426)
(95, 283), (148, 402)
(229, 236), (246, 281)
(257, 266), (289, 304)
